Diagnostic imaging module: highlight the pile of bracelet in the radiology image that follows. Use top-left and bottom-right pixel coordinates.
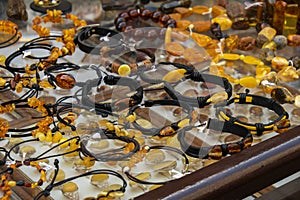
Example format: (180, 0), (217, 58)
(2, 0), (300, 199)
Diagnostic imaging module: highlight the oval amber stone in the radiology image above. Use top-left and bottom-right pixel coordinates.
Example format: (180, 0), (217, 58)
(55, 73), (75, 89)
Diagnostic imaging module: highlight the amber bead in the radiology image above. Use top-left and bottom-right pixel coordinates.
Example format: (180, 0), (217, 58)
(271, 87), (295, 104)
(55, 73), (75, 89)
(152, 11), (163, 23)
(272, 0), (287, 35)
(208, 145), (223, 160)
(277, 66), (299, 82)
(0, 117), (9, 138)
(227, 143), (242, 154)
(287, 34), (300, 46)
(272, 56), (289, 71)
(160, 14), (171, 26)
(212, 5), (227, 18)
(174, 7), (192, 18)
(165, 42), (185, 56)
(243, 136), (253, 148)
(212, 15), (232, 30)
(159, 126), (176, 136)
(140, 9), (152, 20)
(128, 9), (139, 18)
(237, 36), (255, 51)
(259, 48), (275, 63)
(274, 119), (290, 134)
(256, 27), (277, 47)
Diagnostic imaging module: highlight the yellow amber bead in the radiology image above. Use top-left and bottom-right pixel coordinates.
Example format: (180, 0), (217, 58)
(208, 91), (228, 103)
(272, 56), (289, 71)
(277, 66), (299, 82)
(0, 55), (6, 64)
(15, 82), (23, 93)
(52, 131), (62, 143)
(222, 53), (240, 60)
(211, 15), (232, 30)
(242, 56), (262, 65)
(256, 65), (272, 79)
(239, 76), (257, 88)
(36, 132), (46, 142)
(260, 71), (278, 94)
(192, 5), (210, 14)
(59, 138), (69, 148)
(177, 118), (190, 128)
(162, 69), (186, 83)
(225, 35), (238, 51)
(118, 64), (131, 77)
(0, 78), (6, 87)
(262, 41), (277, 51)
(258, 27), (277, 41)
(8, 181), (16, 187)
(105, 122), (115, 131)
(31, 182), (39, 188)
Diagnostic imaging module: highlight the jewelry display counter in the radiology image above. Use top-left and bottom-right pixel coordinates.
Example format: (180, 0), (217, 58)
(0, 0), (300, 200)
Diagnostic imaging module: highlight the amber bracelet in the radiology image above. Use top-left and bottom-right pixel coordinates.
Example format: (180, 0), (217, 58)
(127, 99), (197, 136)
(35, 159), (127, 200)
(215, 91), (290, 136)
(0, 20), (22, 48)
(177, 119), (253, 159)
(114, 8), (176, 32)
(123, 145), (189, 185)
(80, 129), (140, 162)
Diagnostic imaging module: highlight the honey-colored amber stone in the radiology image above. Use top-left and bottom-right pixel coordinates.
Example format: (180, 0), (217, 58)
(212, 5), (227, 18)
(262, 41), (277, 51)
(208, 145), (222, 160)
(0, 117), (9, 138)
(118, 64), (131, 77)
(256, 65), (272, 81)
(212, 15), (232, 30)
(168, 13), (181, 21)
(295, 95), (300, 108)
(277, 66), (299, 82)
(0, 78), (6, 87)
(274, 119), (290, 134)
(165, 42), (185, 56)
(258, 27), (277, 42)
(227, 143), (242, 154)
(193, 21), (211, 32)
(91, 174), (109, 186)
(183, 48), (205, 63)
(192, 5), (210, 14)
(237, 36), (256, 51)
(62, 182), (78, 193)
(208, 91), (228, 103)
(159, 126), (176, 136)
(260, 71), (278, 93)
(238, 76), (257, 88)
(55, 73), (75, 89)
(271, 87), (295, 104)
(174, 7), (193, 18)
(162, 69), (186, 83)
(222, 53), (240, 60)
(225, 34), (238, 51)
(176, 20), (191, 30)
(191, 33), (212, 47)
(271, 56), (289, 71)
(242, 56), (263, 65)
(0, 55), (6, 65)
(287, 34), (300, 46)
(243, 136), (253, 148)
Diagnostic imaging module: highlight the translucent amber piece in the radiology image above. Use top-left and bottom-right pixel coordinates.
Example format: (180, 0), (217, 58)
(287, 34), (300, 46)
(260, 71), (278, 94)
(274, 119), (290, 134)
(178, 118), (190, 128)
(0, 55), (6, 65)
(168, 13), (181, 21)
(0, 117), (9, 138)
(55, 73), (75, 89)
(211, 15), (232, 30)
(192, 5), (210, 14)
(262, 41), (277, 51)
(0, 78), (6, 87)
(208, 91), (228, 103)
(258, 27), (277, 42)
(62, 182), (78, 193)
(222, 53), (240, 61)
(165, 42), (185, 56)
(191, 33), (212, 47)
(277, 66), (299, 82)
(193, 21), (211, 32)
(208, 145), (222, 160)
(183, 48), (205, 63)
(162, 69), (186, 83)
(225, 35), (238, 51)
(238, 76), (257, 88)
(242, 56), (263, 65)
(272, 56), (289, 71)
(176, 20), (191, 30)
(256, 65), (271, 81)
(271, 87), (295, 104)
(212, 5), (227, 18)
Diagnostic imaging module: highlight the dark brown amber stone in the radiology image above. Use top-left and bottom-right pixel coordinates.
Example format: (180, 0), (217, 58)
(119, 11), (131, 20)
(237, 36), (256, 51)
(227, 143), (242, 154)
(114, 17), (126, 25)
(55, 73), (75, 89)
(140, 9), (152, 20)
(160, 14), (171, 26)
(208, 145), (223, 160)
(152, 11), (163, 23)
(116, 21), (127, 32)
(160, 126), (176, 136)
(24, 182), (31, 187)
(128, 9), (139, 18)
(38, 179), (43, 186)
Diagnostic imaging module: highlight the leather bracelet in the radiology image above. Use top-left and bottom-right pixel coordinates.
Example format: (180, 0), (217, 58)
(74, 26), (121, 55)
(177, 119), (253, 159)
(215, 91), (290, 136)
